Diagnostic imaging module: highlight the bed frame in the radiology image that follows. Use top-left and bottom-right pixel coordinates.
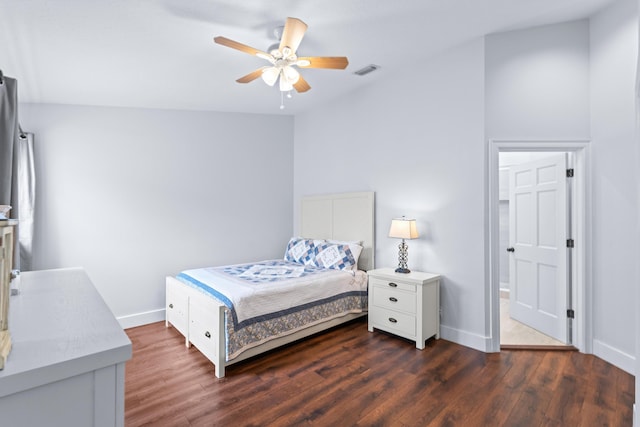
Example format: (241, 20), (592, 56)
(165, 191), (375, 378)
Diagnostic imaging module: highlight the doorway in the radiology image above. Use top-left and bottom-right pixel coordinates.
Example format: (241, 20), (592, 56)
(487, 140), (590, 353)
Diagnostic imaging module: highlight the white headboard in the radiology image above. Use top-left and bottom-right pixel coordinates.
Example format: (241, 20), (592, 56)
(300, 191), (375, 271)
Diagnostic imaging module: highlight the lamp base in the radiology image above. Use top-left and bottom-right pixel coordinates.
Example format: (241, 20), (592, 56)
(395, 239), (411, 274)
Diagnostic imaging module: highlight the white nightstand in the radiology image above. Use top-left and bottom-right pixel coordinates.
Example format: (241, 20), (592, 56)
(367, 268), (441, 349)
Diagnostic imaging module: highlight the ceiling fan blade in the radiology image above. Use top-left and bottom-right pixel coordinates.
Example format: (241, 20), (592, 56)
(293, 75), (311, 93)
(214, 36), (270, 58)
(297, 57), (349, 69)
(279, 17), (308, 54)
(236, 68), (266, 84)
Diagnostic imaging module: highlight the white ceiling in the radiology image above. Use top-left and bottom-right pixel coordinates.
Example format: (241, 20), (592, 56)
(0, 0), (615, 115)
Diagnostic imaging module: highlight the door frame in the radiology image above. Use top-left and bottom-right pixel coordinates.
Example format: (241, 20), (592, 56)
(487, 139), (591, 353)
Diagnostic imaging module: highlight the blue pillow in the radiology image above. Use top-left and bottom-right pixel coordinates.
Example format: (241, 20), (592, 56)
(284, 237), (318, 265)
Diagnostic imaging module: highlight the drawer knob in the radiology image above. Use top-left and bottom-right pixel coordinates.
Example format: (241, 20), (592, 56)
(388, 318), (398, 323)
(388, 282), (398, 288)
(205, 331), (211, 338)
(169, 303), (174, 309)
(389, 297), (398, 302)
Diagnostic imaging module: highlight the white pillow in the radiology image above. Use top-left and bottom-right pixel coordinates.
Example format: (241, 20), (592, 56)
(326, 240), (363, 269)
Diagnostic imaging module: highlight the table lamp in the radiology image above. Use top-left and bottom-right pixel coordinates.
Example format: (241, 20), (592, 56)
(388, 217), (419, 273)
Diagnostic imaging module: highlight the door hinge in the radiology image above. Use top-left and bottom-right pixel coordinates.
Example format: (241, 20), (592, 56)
(567, 309), (575, 319)
(566, 168), (574, 177)
(566, 238), (574, 248)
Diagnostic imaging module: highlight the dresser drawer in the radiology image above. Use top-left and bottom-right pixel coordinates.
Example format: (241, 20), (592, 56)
(369, 307), (416, 337)
(372, 286), (416, 314)
(370, 277), (416, 293)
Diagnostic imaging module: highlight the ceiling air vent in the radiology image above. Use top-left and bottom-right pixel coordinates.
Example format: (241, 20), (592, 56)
(353, 64), (380, 76)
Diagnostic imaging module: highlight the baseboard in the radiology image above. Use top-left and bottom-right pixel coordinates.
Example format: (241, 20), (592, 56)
(499, 287), (509, 299)
(118, 308), (165, 329)
(592, 339), (635, 375)
(440, 324), (493, 352)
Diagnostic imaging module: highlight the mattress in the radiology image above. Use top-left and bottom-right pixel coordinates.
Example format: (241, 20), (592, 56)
(177, 260), (368, 360)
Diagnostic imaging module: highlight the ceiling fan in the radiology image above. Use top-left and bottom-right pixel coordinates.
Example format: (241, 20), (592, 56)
(214, 17), (349, 94)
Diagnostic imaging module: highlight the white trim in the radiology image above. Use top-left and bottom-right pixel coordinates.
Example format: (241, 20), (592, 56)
(487, 139), (591, 353)
(440, 324), (492, 352)
(593, 339), (636, 375)
(117, 308), (165, 329)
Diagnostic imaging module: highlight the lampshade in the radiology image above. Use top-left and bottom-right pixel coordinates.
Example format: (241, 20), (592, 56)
(279, 77), (293, 92)
(261, 67), (279, 86)
(282, 66), (300, 84)
(388, 218), (419, 240)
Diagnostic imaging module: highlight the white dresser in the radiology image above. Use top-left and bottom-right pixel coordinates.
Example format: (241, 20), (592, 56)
(367, 268), (440, 349)
(0, 268), (132, 427)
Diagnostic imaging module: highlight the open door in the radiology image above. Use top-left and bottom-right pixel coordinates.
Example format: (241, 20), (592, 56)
(508, 153), (569, 343)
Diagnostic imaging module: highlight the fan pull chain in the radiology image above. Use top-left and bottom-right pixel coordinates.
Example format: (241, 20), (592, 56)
(280, 91), (285, 110)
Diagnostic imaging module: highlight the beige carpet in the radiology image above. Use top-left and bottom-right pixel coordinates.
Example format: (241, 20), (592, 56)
(500, 297), (566, 346)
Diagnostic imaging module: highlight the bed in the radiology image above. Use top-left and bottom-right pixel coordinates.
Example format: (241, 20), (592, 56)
(165, 191), (375, 378)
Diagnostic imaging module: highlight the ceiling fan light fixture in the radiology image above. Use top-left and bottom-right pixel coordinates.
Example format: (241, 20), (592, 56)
(282, 66), (300, 84)
(279, 75), (294, 92)
(261, 67), (279, 86)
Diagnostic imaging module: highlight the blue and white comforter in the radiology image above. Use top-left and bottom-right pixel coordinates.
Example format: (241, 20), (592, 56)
(177, 260), (367, 331)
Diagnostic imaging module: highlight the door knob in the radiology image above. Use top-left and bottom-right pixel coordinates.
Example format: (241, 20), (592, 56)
(507, 247), (515, 252)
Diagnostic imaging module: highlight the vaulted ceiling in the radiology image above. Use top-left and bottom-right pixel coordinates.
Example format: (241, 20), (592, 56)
(0, 0), (615, 115)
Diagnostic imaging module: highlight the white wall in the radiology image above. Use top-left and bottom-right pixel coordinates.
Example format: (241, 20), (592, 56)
(294, 4), (640, 375)
(486, 3), (639, 374)
(485, 16), (590, 344)
(485, 20), (590, 139)
(294, 38), (488, 349)
(590, 0), (639, 373)
(19, 104), (294, 327)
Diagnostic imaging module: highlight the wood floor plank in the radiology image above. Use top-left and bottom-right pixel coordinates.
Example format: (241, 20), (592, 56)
(479, 351), (551, 425)
(396, 344), (492, 425)
(125, 320), (635, 427)
(543, 373), (586, 424)
(437, 353), (514, 425)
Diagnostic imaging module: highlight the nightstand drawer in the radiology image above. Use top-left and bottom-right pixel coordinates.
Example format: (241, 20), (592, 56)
(370, 277), (416, 293)
(370, 308), (416, 336)
(372, 287), (416, 314)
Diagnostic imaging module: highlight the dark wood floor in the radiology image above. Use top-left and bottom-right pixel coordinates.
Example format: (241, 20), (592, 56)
(125, 318), (634, 426)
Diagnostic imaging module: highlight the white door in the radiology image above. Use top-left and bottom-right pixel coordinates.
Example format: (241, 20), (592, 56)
(508, 153), (568, 342)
